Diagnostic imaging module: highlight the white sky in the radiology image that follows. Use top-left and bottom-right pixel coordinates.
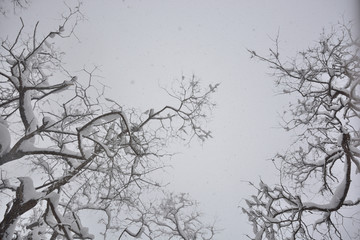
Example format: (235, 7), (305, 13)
(0, 0), (357, 239)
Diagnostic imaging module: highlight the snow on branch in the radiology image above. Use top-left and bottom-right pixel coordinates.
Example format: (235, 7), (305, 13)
(243, 22), (360, 240)
(0, 4), (218, 239)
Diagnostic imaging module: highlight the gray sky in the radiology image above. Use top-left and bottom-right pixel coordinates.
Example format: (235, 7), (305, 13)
(1, 0), (357, 239)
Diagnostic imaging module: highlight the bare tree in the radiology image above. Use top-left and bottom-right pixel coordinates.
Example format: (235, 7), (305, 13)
(0, 5), (218, 240)
(243, 22), (360, 239)
(119, 193), (216, 240)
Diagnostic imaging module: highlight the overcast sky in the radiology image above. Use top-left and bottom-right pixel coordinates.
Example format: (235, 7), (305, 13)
(1, 0), (357, 239)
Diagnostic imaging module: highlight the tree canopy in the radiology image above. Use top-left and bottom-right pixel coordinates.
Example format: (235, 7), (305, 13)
(243, 22), (360, 240)
(0, 4), (217, 240)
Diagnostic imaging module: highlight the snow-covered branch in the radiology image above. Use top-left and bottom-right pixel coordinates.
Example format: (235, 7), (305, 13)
(0, 4), (218, 239)
(243, 22), (360, 240)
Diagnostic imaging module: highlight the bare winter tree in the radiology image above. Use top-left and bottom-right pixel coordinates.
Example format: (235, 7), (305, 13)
(0, 5), (217, 240)
(242, 22), (360, 239)
(119, 193), (216, 240)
